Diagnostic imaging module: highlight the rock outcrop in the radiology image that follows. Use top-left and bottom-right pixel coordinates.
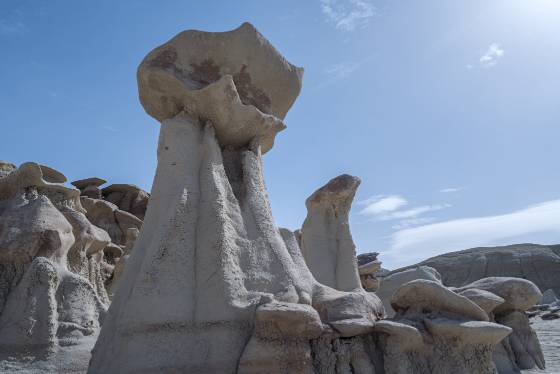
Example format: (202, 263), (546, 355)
(299, 174), (363, 292)
(102, 184), (150, 220)
(393, 243), (560, 295)
(0, 162), (107, 357)
(88, 23), (385, 374)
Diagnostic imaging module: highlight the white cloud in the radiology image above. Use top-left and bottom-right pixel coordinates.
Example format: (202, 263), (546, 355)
(480, 43), (505, 68)
(387, 199), (560, 266)
(440, 187), (463, 193)
(103, 125), (119, 132)
(392, 217), (436, 230)
(359, 195), (408, 216)
(382, 204), (451, 220)
(320, 0), (375, 31)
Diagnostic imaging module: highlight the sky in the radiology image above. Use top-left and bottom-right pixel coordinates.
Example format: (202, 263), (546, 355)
(1, 0), (559, 269)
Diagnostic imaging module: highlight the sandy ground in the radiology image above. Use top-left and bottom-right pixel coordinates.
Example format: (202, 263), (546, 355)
(524, 317), (560, 374)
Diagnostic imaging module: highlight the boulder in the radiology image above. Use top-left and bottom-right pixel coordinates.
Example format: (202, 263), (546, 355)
(457, 288), (505, 315)
(455, 277), (543, 314)
(391, 279), (488, 321)
(376, 265), (442, 317)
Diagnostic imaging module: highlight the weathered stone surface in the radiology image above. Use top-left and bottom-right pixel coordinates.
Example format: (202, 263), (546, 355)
(457, 288), (505, 315)
(395, 243), (560, 295)
(299, 174), (363, 292)
(71, 177), (107, 190)
(102, 184), (150, 220)
(89, 24), (384, 374)
(38, 164), (67, 183)
(0, 162), (108, 367)
(137, 22), (303, 154)
(455, 277), (543, 313)
(391, 279), (489, 321)
(376, 266), (442, 317)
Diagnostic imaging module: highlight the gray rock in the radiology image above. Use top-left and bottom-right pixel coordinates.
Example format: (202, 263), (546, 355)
(392, 243), (560, 295)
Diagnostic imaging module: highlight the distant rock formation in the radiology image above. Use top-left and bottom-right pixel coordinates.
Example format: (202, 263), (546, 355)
(390, 243), (560, 295)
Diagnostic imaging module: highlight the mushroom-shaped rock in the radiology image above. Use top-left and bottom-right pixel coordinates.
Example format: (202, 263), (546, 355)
(373, 320), (423, 351)
(0, 162), (82, 208)
(424, 318), (512, 346)
(456, 277), (542, 313)
(457, 288), (505, 315)
(358, 260), (381, 275)
(137, 22), (303, 154)
(299, 174), (362, 292)
(391, 279), (489, 321)
(376, 266), (442, 317)
(71, 177), (107, 190)
(39, 164), (67, 183)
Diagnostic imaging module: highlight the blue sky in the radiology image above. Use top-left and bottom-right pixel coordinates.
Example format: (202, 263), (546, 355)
(1, 0), (559, 269)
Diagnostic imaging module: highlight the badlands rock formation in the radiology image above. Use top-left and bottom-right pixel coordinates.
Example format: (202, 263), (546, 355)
(395, 243), (560, 295)
(88, 23), (386, 374)
(374, 263), (547, 373)
(0, 162), (107, 353)
(299, 174), (363, 292)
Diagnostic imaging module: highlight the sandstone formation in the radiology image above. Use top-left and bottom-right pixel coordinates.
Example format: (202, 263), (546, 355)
(299, 174), (363, 292)
(393, 243), (560, 295)
(71, 177), (106, 199)
(456, 277), (546, 373)
(102, 183), (150, 220)
(88, 23), (387, 374)
(377, 265), (547, 373)
(376, 265), (443, 317)
(0, 162), (107, 357)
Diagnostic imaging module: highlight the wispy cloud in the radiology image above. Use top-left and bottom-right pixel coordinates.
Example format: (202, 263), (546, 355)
(359, 194), (451, 230)
(479, 43), (505, 68)
(320, 0), (376, 31)
(440, 187), (463, 193)
(387, 199), (560, 266)
(382, 204), (451, 220)
(359, 195), (408, 216)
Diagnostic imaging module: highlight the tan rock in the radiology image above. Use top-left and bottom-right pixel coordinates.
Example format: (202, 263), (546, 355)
(137, 22), (303, 154)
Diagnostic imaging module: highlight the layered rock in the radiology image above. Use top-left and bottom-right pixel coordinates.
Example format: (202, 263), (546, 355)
(394, 243), (560, 295)
(88, 23), (384, 374)
(0, 162), (107, 356)
(357, 252), (383, 291)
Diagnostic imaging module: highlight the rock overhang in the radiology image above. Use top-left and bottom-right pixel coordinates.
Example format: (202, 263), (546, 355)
(137, 22), (303, 154)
